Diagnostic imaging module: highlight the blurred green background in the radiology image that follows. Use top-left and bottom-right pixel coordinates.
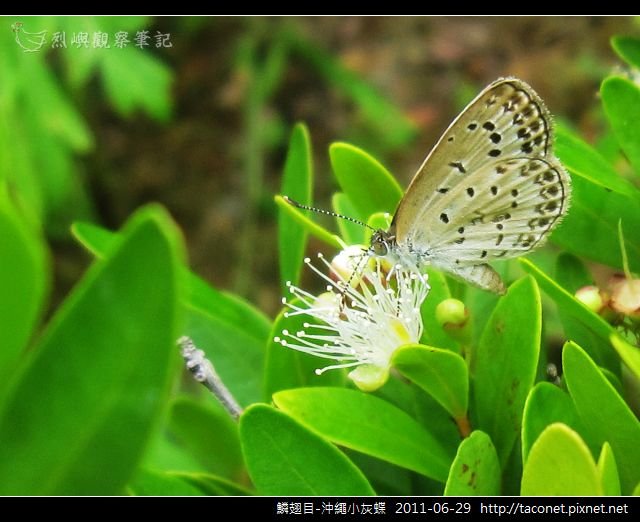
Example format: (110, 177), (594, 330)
(1, 15), (635, 316)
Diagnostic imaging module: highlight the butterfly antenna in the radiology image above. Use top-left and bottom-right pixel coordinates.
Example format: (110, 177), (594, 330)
(283, 196), (376, 232)
(338, 248), (370, 312)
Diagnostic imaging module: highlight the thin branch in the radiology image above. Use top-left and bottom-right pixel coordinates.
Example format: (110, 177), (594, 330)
(178, 336), (243, 420)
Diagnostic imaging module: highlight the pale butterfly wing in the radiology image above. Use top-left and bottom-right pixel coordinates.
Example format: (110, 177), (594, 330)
(388, 77), (571, 293)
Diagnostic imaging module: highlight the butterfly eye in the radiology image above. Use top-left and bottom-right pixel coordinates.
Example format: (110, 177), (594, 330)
(371, 235), (388, 256)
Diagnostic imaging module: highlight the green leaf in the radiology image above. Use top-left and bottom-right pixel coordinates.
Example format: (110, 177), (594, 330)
(333, 192), (366, 244)
(239, 404), (375, 495)
(128, 469), (207, 496)
(444, 431), (501, 496)
(520, 258), (617, 368)
(75, 219), (271, 338)
(610, 334), (640, 381)
(22, 57), (93, 152)
(598, 442), (621, 496)
(101, 47), (173, 122)
(278, 124), (313, 293)
(178, 472), (253, 496)
(273, 387), (452, 481)
(552, 176), (640, 273)
(420, 268), (459, 351)
(345, 450), (413, 495)
(330, 142), (403, 218)
(186, 306), (264, 407)
(555, 126), (638, 198)
(71, 220), (270, 406)
(554, 253), (616, 372)
(521, 423), (602, 495)
(555, 252), (592, 292)
(263, 302), (345, 401)
(602, 76), (640, 175)
(472, 276), (541, 466)
(167, 397), (243, 482)
(0, 205), (183, 495)
(521, 382), (593, 462)
(0, 189), (48, 376)
(274, 195), (342, 249)
(392, 344), (468, 419)
(563, 341), (640, 494)
(612, 35), (640, 69)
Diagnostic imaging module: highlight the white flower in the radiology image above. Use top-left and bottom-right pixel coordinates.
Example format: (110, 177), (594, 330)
(274, 246), (430, 391)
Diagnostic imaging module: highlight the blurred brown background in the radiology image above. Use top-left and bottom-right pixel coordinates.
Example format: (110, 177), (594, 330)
(57, 16), (635, 316)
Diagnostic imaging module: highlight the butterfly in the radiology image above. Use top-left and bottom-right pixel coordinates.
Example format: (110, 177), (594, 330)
(368, 77), (571, 294)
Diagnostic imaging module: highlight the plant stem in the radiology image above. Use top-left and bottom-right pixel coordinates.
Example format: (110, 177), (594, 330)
(178, 336), (243, 420)
(455, 414), (472, 438)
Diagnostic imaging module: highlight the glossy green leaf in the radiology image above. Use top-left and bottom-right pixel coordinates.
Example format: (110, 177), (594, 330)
(521, 423), (602, 495)
(554, 253), (616, 372)
(563, 341), (640, 494)
(240, 404), (375, 495)
(598, 442), (621, 496)
(143, 430), (205, 473)
(555, 252), (593, 293)
(550, 175), (640, 273)
(0, 190), (48, 376)
(333, 192), (365, 245)
(273, 387), (452, 481)
(473, 276), (541, 466)
(330, 142), (403, 219)
(167, 397), (243, 482)
(633, 482), (640, 496)
(392, 344), (468, 418)
(72, 221), (270, 341)
(410, 385), (462, 459)
(278, 124), (313, 293)
(346, 450), (413, 496)
(444, 431), (501, 496)
(612, 35), (640, 69)
(555, 126), (638, 198)
(520, 258), (617, 368)
(274, 195), (342, 249)
(521, 382), (592, 462)
(263, 302), (345, 401)
(186, 307), (264, 407)
(71, 220), (269, 406)
(610, 334), (640, 381)
(101, 47), (172, 121)
(128, 469), (207, 496)
(420, 268), (459, 351)
(602, 76), (640, 174)
(0, 206), (183, 495)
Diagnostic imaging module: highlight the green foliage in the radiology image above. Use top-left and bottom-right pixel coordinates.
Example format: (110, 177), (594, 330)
(278, 124), (313, 294)
(0, 206), (183, 494)
(274, 387), (453, 481)
(521, 423), (603, 495)
(239, 404), (375, 495)
(563, 342), (640, 494)
(0, 16), (173, 235)
(3, 27), (640, 497)
(392, 345), (468, 419)
(444, 431), (501, 496)
(472, 277), (541, 466)
(0, 188), (48, 376)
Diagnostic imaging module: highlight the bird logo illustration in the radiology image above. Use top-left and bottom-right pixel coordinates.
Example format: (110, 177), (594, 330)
(12, 22), (47, 52)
